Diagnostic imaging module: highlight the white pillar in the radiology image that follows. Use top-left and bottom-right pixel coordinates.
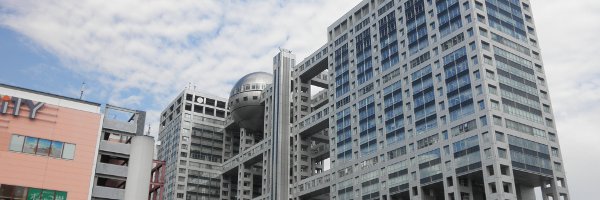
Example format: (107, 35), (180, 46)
(124, 136), (154, 200)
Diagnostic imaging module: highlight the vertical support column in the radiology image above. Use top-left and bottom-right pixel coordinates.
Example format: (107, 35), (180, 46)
(445, 175), (460, 200)
(220, 174), (233, 199)
(516, 183), (537, 200)
(240, 128), (255, 151)
(295, 80), (311, 120)
(301, 139), (313, 177)
(238, 163), (254, 199)
(497, 146), (518, 200)
(262, 149), (271, 197)
(222, 129), (234, 161)
(541, 178), (560, 200)
(456, 177), (473, 200)
(124, 136), (155, 200)
(270, 49), (295, 200)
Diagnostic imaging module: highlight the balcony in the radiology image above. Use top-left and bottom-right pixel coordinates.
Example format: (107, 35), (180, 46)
(310, 143), (329, 158)
(222, 139), (271, 173)
(92, 185), (125, 200)
(99, 140), (130, 155)
(297, 45), (329, 81)
(310, 89), (329, 110)
(103, 118), (138, 133)
(103, 104), (145, 134)
(95, 163), (128, 178)
(296, 105), (330, 137)
(294, 170), (332, 197)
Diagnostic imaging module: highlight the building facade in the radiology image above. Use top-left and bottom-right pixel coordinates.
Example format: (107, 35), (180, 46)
(0, 83), (161, 200)
(0, 83), (102, 200)
(215, 0), (569, 200)
(158, 89), (229, 200)
(90, 104), (149, 200)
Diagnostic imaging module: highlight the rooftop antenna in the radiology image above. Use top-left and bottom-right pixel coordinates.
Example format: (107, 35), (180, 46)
(79, 81), (86, 100)
(187, 82), (192, 90)
(146, 124), (151, 136)
(193, 83), (197, 91)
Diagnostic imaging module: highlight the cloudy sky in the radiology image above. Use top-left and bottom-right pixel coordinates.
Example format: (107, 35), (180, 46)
(0, 0), (598, 199)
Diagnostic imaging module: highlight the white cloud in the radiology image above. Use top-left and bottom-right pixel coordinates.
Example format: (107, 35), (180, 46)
(0, 0), (360, 137)
(531, 0), (600, 199)
(1, 0), (599, 199)
(0, 0), (371, 166)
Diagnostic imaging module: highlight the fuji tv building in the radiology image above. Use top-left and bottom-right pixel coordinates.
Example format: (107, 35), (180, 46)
(158, 0), (570, 199)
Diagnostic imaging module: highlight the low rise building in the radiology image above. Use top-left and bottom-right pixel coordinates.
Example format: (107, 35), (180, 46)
(0, 83), (102, 199)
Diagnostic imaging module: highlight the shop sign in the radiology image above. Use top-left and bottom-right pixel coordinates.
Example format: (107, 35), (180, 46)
(0, 94), (45, 119)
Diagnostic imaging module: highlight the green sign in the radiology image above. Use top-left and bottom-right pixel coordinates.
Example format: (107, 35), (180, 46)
(41, 190), (55, 200)
(54, 191), (67, 200)
(26, 188), (41, 200)
(25, 188), (67, 200)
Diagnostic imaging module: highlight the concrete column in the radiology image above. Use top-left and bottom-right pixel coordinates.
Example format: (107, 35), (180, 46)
(220, 175), (233, 199)
(541, 180), (559, 200)
(262, 150), (271, 196)
(270, 49), (294, 200)
(240, 128), (256, 151)
(238, 163), (254, 199)
(124, 136), (154, 200)
(516, 183), (536, 200)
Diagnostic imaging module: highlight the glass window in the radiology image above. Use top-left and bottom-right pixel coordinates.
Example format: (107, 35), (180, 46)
(474, 70), (480, 80)
(444, 145), (450, 155)
(471, 56), (478, 65)
(496, 132), (505, 142)
(476, 85), (482, 95)
(23, 137), (38, 154)
(482, 132), (490, 143)
(62, 144), (76, 160)
(443, 131), (448, 140)
(490, 100), (500, 110)
(480, 116), (488, 126)
(485, 69), (495, 79)
(50, 141), (64, 158)
(36, 139), (51, 156)
(554, 162), (562, 172)
(498, 148), (507, 158)
(0, 184), (27, 199)
(551, 147), (559, 157)
(493, 116), (502, 126)
(545, 118), (554, 128)
(469, 42), (476, 50)
(9, 135), (25, 152)
(489, 85), (497, 95)
(543, 104), (551, 113)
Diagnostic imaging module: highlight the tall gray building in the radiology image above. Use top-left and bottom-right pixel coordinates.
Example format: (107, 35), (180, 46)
(168, 0), (570, 199)
(158, 88), (229, 200)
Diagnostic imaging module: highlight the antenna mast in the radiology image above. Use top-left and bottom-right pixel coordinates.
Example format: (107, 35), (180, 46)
(146, 124), (151, 136)
(79, 81), (86, 100)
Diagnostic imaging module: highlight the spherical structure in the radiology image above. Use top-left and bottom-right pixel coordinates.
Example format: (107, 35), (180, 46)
(229, 72), (273, 131)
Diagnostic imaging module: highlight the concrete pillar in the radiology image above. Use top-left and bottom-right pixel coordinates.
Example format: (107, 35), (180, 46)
(270, 49), (294, 200)
(124, 136), (154, 200)
(517, 183), (536, 200)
